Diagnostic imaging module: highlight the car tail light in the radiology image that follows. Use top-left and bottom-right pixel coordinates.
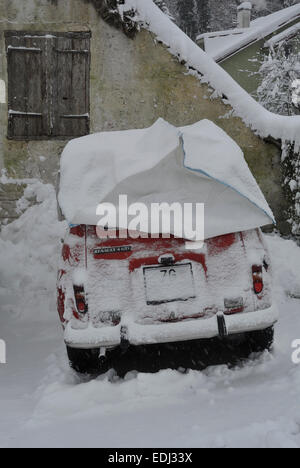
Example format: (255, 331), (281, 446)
(74, 285), (88, 314)
(224, 297), (244, 315)
(252, 265), (263, 295)
(70, 225), (85, 238)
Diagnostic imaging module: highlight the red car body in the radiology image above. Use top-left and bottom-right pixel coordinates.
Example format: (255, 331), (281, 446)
(58, 226), (278, 374)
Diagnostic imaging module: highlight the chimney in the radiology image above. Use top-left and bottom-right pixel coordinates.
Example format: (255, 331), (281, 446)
(237, 2), (252, 29)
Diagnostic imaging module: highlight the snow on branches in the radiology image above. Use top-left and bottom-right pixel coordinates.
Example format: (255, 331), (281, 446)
(85, 0), (139, 38)
(257, 41), (300, 116)
(258, 38), (300, 237)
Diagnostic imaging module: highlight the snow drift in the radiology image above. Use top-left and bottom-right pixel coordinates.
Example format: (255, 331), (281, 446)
(0, 181), (66, 321)
(59, 118), (274, 240)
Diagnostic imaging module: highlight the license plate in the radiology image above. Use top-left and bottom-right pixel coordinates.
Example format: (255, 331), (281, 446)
(143, 263), (195, 305)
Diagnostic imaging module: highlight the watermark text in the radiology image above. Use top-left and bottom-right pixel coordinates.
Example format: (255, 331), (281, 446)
(0, 339), (6, 364)
(292, 339), (300, 365)
(96, 195), (205, 250)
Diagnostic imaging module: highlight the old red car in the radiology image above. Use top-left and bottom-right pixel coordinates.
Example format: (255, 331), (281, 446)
(57, 119), (278, 374)
(57, 226), (277, 374)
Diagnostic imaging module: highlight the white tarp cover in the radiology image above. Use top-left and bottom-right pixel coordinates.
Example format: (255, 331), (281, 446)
(59, 119), (275, 240)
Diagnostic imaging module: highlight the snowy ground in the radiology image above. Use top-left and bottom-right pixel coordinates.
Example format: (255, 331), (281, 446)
(0, 182), (300, 448)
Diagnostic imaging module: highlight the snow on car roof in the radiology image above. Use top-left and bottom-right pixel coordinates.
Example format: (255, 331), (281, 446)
(197, 3), (300, 61)
(59, 118), (274, 239)
(122, 0), (300, 150)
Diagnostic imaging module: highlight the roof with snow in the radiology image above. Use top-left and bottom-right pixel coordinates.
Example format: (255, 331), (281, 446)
(238, 2), (252, 11)
(197, 4), (300, 63)
(120, 0), (300, 150)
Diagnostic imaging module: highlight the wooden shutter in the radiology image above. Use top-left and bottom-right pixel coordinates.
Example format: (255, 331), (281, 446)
(53, 33), (90, 137)
(5, 31), (90, 140)
(6, 34), (48, 140)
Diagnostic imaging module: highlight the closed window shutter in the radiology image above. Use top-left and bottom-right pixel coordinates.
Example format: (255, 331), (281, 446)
(5, 32), (90, 140)
(53, 33), (90, 137)
(6, 35), (48, 139)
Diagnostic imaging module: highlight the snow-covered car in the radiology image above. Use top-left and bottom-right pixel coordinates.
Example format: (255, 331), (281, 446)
(57, 119), (278, 374)
(57, 226), (277, 374)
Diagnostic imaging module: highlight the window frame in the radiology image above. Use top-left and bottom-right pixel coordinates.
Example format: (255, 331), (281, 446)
(5, 31), (91, 141)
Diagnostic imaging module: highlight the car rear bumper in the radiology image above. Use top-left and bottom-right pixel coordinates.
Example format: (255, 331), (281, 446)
(64, 304), (279, 349)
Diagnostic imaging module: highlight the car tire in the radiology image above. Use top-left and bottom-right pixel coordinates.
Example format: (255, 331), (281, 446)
(66, 346), (109, 375)
(244, 326), (274, 354)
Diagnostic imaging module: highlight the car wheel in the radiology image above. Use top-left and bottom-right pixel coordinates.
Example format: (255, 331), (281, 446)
(245, 326), (274, 354)
(66, 346), (109, 375)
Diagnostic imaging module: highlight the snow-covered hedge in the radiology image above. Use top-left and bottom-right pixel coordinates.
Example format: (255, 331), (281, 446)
(256, 37), (300, 236)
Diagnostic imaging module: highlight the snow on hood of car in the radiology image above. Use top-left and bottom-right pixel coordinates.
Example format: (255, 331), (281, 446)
(58, 118), (275, 240)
